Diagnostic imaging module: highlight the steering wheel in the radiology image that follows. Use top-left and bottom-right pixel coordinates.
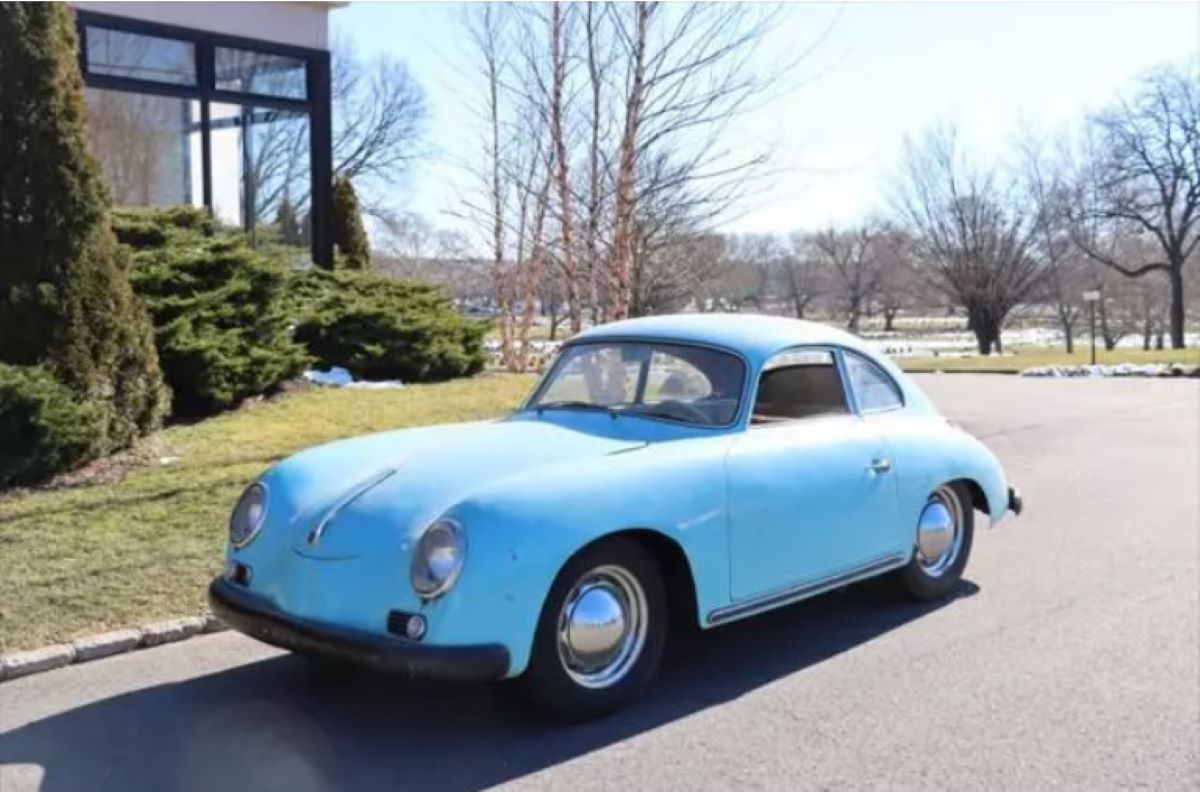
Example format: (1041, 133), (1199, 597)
(655, 399), (712, 424)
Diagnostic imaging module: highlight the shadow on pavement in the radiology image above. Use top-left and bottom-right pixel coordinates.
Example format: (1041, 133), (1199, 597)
(0, 578), (977, 792)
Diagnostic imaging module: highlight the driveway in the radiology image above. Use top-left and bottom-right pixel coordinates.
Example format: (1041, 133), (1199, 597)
(1, 374), (1197, 791)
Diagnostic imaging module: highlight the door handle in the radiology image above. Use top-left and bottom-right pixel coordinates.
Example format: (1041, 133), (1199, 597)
(868, 457), (892, 474)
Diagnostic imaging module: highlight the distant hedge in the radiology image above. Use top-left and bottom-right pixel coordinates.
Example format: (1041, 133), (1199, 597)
(0, 364), (104, 487)
(290, 269), (488, 382)
(113, 207), (310, 415)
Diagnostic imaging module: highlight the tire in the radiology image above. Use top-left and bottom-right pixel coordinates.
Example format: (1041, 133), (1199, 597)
(898, 481), (975, 600)
(514, 536), (668, 721)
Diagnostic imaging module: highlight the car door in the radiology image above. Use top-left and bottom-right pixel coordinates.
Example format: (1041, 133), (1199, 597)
(725, 348), (899, 602)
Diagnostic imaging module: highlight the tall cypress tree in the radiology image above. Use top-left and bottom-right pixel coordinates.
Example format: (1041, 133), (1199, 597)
(0, 4), (167, 449)
(275, 195), (303, 246)
(331, 175), (371, 271)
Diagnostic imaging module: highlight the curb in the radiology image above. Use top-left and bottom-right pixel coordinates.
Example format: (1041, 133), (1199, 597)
(0, 613), (228, 683)
(904, 368), (1020, 375)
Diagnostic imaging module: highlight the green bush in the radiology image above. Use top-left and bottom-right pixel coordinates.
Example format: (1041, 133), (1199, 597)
(113, 208), (310, 415)
(290, 269), (488, 382)
(0, 4), (168, 451)
(0, 364), (104, 487)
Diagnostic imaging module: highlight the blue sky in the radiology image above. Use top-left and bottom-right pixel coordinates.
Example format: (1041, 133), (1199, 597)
(334, 1), (1200, 237)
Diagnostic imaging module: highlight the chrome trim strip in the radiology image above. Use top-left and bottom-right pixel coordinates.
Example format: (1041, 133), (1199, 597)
(306, 467), (398, 546)
(707, 553), (908, 625)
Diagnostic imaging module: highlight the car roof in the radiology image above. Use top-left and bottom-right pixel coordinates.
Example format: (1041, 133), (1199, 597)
(572, 313), (874, 364)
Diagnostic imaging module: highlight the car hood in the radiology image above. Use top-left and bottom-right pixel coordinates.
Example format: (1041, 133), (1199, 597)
(261, 415), (648, 559)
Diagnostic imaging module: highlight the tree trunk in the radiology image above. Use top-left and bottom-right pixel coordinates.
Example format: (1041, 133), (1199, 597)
(1167, 265), (1185, 349)
(971, 315), (998, 355)
(883, 308), (897, 332)
(1063, 323), (1074, 354)
(584, 3), (604, 326)
(1142, 319), (1151, 351)
(1098, 299), (1115, 351)
(549, 4), (581, 334)
(607, 3), (649, 321)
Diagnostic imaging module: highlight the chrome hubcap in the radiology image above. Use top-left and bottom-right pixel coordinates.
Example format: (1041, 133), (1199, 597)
(917, 486), (964, 577)
(557, 565), (647, 689)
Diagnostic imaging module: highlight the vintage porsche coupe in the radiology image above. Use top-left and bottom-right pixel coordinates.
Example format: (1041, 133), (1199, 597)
(210, 314), (1022, 719)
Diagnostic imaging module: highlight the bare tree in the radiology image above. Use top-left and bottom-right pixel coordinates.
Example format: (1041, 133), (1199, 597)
(583, 2), (615, 323)
(630, 230), (726, 316)
(464, 5), (517, 368)
(458, 2), (792, 329)
(872, 229), (918, 332)
(894, 126), (1045, 354)
(608, 1), (650, 321)
(605, 2), (784, 320)
(812, 225), (881, 331)
(1071, 64), (1199, 349)
(723, 233), (784, 309)
(1021, 135), (1089, 352)
(546, 3), (583, 333)
(331, 37), (427, 213)
(783, 232), (828, 319)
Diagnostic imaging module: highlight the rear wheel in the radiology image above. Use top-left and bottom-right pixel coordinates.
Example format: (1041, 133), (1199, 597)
(515, 537), (667, 721)
(898, 482), (974, 600)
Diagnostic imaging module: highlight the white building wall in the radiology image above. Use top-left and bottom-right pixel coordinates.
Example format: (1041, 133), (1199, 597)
(72, 2), (333, 51)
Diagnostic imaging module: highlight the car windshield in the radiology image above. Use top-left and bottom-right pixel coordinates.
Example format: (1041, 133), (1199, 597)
(527, 341), (745, 427)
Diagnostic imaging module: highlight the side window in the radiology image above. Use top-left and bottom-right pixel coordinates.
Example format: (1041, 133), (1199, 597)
(752, 350), (849, 423)
(843, 352), (903, 413)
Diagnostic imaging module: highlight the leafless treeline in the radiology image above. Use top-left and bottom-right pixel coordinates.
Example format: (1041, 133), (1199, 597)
(893, 63), (1198, 353)
(445, 6), (1195, 360)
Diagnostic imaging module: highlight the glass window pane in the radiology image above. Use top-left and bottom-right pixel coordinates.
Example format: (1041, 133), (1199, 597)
(210, 103), (312, 263)
(215, 47), (307, 99)
(85, 26), (195, 85)
(844, 353), (903, 413)
(85, 89), (203, 208)
(753, 351), (848, 422)
(531, 342), (744, 426)
(645, 351), (713, 402)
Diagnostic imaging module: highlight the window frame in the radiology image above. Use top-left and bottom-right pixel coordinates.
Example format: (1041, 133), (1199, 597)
(521, 338), (752, 430)
(839, 348), (907, 415)
(74, 10), (333, 267)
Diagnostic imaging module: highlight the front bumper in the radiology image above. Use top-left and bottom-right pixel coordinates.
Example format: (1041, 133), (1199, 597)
(1008, 486), (1024, 516)
(208, 577), (510, 681)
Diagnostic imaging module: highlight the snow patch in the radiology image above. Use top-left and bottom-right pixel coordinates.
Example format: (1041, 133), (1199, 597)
(303, 367), (405, 389)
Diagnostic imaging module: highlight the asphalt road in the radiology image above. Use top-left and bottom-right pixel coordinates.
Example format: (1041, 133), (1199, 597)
(1, 374), (1197, 791)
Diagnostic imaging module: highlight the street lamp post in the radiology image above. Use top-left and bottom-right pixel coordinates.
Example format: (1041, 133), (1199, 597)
(1082, 290), (1101, 365)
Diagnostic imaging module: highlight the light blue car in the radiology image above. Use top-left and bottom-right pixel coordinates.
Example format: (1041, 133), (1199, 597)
(210, 314), (1022, 719)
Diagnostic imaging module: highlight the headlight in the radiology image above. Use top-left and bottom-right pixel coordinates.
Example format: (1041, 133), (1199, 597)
(229, 483), (268, 549)
(410, 518), (466, 598)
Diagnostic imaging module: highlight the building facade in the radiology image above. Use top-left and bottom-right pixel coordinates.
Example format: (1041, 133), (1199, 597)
(71, 2), (336, 266)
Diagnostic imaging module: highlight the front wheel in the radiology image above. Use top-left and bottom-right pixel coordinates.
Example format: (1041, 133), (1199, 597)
(515, 537), (667, 721)
(898, 482), (975, 600)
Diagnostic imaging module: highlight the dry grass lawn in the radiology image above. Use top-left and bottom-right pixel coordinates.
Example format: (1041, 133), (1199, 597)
(0, 374), (536, 653)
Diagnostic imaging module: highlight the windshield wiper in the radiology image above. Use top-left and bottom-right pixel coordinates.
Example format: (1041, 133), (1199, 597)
(613, 404), (704, 424)
(534, 400), (618, 416)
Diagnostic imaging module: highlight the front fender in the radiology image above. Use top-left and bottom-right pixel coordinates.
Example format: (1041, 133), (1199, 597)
(432, 436), (732, 676)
